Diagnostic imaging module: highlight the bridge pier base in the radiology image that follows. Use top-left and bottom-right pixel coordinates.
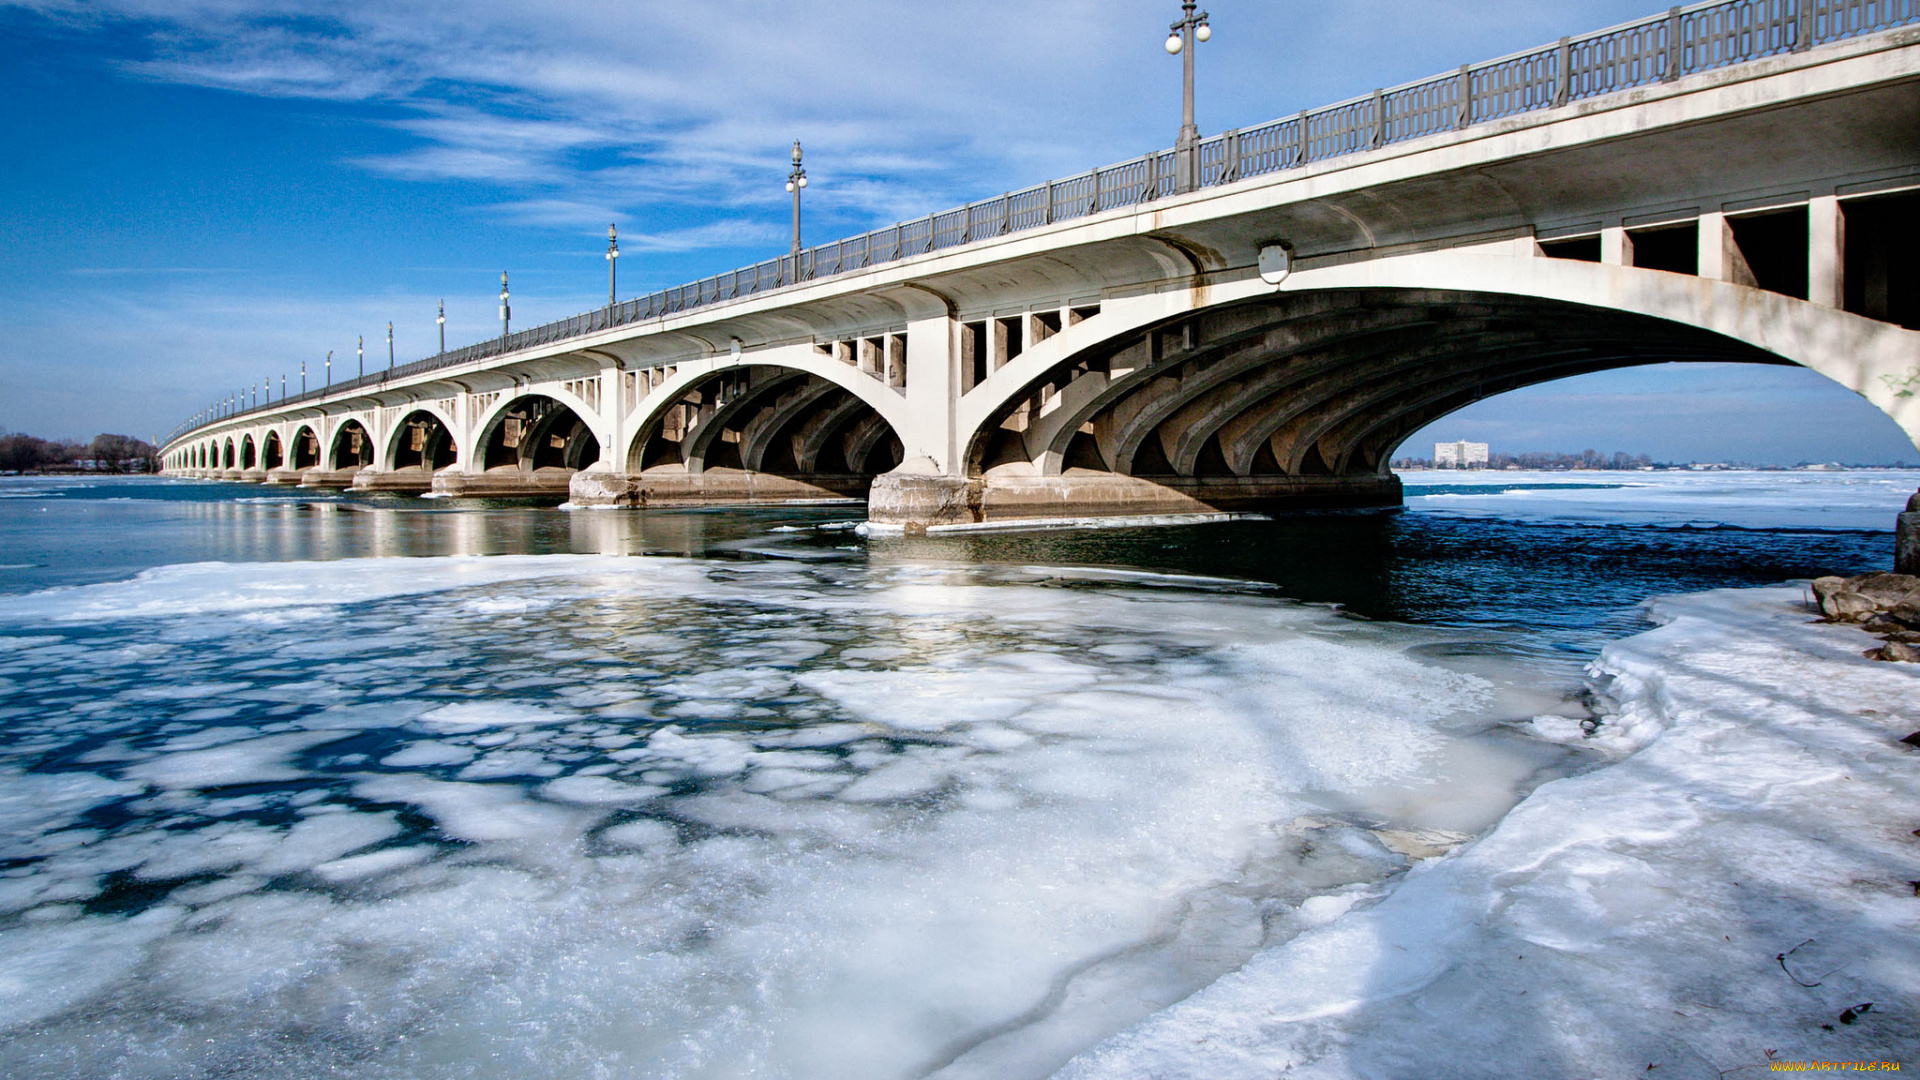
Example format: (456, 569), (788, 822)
(351, 467), (436, 495)
(867, 465), (1402, 530)
(298, 467), (361, 490)
(568, 466), (869, 509)
(1898, 490), (1920, 575)
(431, 467), (576, 499)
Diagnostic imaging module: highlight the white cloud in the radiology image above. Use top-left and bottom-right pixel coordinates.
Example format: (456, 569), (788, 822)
(10, 0), (1670, 234)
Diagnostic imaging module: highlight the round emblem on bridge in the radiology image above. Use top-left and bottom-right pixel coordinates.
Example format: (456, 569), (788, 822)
(1258, 243), (1292, 285)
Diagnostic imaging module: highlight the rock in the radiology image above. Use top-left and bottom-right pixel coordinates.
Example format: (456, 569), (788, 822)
(1842, 572), (1920, 607)
(1890, 601), (1920, 629)
(1881, 630), (1920, 645)
(1811, 576), (1850, 605)
(1865, 642), (1920, 663)
(1822, 590), (1882, 622)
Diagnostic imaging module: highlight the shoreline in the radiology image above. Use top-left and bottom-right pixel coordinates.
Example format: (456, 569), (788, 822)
(1056, 584), (1920, 1079)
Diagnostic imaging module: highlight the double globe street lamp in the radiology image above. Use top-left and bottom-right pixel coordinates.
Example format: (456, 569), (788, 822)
(1165, 1), (1212, 193)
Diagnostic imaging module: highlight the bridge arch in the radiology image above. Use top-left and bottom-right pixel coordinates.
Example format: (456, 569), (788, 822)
(474, 393), (601, 474)
(240, 434), (257, 471)
(329, 420), (374, 471)
(959, 256), (1920, 492)
(625, 363), (905, 485)
(384, 406), (459, 473)
(262, 430), (283, 470)
(290, 425), (321, 471)
(221, 438), (236, 470)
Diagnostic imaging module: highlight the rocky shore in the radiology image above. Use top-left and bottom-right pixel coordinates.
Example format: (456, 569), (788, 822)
(1811, 571), (1920, 661)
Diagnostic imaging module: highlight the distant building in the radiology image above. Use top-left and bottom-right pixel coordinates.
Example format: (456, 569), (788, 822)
(1434, 440), (1490, 468)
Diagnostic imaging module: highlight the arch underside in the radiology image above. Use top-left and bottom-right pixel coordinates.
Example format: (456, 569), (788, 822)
(630, 365), (904, 494)
(330, 421), (373, 470)
(479, 395), (598, 474)
(290, 426), (320, 470)
(969, 288), (1786, 486)
(391, 410), (458, 472)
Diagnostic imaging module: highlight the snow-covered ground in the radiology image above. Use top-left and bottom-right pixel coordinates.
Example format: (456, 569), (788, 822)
(1055, 586), (1920, 1079)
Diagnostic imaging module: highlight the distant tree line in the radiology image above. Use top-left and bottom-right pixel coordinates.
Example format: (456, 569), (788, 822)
(1392, 449), (1657, 470)
(0, 431), (159, 473)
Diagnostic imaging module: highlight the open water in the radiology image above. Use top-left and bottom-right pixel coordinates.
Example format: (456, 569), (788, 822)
(0, 470), (1911, 1079)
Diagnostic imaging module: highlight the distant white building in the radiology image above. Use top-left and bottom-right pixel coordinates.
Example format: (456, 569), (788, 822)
(1434, 440), (1490, 468)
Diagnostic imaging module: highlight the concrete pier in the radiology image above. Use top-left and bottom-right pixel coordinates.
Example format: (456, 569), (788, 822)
(430, 466), (576, 499)
(570, 465), (867, 508)
(298, 467), (361, 490)
(351, 467), (438, 495)
(1900, 489), (1920, 575)
(867, 463), (1399, 529)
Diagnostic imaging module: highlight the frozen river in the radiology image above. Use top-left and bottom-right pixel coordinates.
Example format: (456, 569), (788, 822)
(0, 471), (1912, 1078)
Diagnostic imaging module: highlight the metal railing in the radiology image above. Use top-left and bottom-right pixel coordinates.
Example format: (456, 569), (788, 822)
(166, 0), (1916, 450)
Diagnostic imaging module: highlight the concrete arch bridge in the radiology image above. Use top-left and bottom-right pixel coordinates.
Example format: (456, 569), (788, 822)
(163, 6), (1920, 527)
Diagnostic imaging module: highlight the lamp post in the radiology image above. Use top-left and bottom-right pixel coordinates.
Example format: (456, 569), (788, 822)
(1165, 1), (1212, 193)
(357, 336), (364, 378)
(301, 360), (306, 395)
(606, 223), (619, 309)
(437, 300), (445, 354)
(785, 140), (807, 263)
(326, 350), (332, 389)
(500, 272), (511, 340)
(281, 374), (286, 401)
(387, 321), (394, 373)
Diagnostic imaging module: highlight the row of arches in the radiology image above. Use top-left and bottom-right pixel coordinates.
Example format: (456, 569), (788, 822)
(166, 275), (1916, 511)
(171, 375), (907, 496)
(168, 396), (607, 480)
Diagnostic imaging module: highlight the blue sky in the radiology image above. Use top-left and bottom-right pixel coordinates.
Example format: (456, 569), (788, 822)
(0, 0), (1913, 464)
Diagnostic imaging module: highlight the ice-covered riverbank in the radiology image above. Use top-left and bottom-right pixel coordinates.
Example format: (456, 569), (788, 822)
(1056, 586), (1920, 1079)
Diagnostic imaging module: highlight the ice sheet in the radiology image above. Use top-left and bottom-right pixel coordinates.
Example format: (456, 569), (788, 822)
(1055, 587), (1920, 1079)
(0, 554), (1592, 1079)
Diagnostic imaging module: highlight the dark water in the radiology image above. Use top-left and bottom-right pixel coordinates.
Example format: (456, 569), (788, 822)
(0, 474), (1895, 657)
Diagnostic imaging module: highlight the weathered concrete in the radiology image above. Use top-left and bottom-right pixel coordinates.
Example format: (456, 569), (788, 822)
(867, 463), (1398, 528)
(350, 466), (437, 495)
(263, 468), (304, 486)
(298, 467), (361, 490)
(1899, 489), (1920, 575)
(570, 465), (868, 508)
(429, 466), (576, 499)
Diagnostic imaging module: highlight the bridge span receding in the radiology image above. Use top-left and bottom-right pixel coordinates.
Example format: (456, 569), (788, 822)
(162, 1), (1920, 529)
